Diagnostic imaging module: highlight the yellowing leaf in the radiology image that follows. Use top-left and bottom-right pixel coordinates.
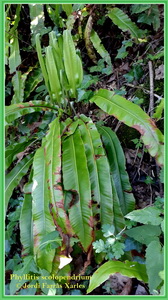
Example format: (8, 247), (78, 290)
(90, 89), (164, 166)
(87, 260), (148, 294)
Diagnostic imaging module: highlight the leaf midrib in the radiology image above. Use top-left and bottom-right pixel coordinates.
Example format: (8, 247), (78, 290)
(85, 123), (101, 205)
(5, 156), (33, 193)
(94, 95), (158, 145)
(99, 126), (126, 213)
(109, 9), (139, 39)
(6, 103), (58, 117)
(70, 135), (85, 239)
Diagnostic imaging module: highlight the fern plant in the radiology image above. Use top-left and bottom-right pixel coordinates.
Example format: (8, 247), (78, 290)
(5, 28), (164, 294)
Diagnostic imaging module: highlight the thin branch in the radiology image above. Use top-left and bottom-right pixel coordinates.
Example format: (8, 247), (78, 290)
(114, 121), (122, 132)
(131, 145), (145, 184)
(148, 60), (154, 116)
(125, 83), (163, 101)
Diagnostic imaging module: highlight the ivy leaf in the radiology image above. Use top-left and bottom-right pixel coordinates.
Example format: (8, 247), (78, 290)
(124, 237), (142, 252)
(80, 74), (99, 89)
(116, 47), (128, 59)
(154, 197), (164, 210)
(147, 51), (164, 61)
(144, 176), (153, 184)
(125, 206), (163, 226)
(102, 224), (115, 237)
(125, 219), (137, 229)
(18, 281), (37, 295)
(38, 269), (56, 295)
(116, 39), (133, 59)
(112, 241), (125, 259)
(146, 241), (164, 292)
(9, 256), (35, 295)
(131, 4), (151, 14)
(137, 5), (160, 31)
(102, 65), (112, 75)
(123, 70), (134, 83)
(132, 97), (144, 106)
(93, 239), (105, 253)
(125, 225), (161, 245)
(133, 65), (143, 81)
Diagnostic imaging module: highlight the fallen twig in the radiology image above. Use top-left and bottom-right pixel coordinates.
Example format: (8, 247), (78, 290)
(148, 61), (154, 116)
(114, 121), (122, 132)
(125, 83), (163, 101)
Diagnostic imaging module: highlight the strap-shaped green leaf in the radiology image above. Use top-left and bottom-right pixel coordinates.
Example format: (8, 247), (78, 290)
(108, 7), (145, 40)
(24, 67), (43, 100)
(32, 146), (56, 273)
(63, 30), (77, 97)
(35, 33), (51, 98)
(49, 32), (64, 76)
(46, 4), (61, 26)
(5, 154), (34, 213)
(45, 46), (62, 104)
(5, 101), (58, 125)
(84, 15), (97, 64)
(76, 53), (83, 87)
(62, 4), (72, 17)
(6, 5), (20, 67)
(5, 139), (34, 169)
(20, 171), (34, 256)
(63, 30), (83, 97)
(29, 4), (46, 46)
(87, 260), (148, 294)
(78, 117), (114, 226)
(62, 128), (93, 251)
(90, 30), (112, 67)
(11, 71), (27, 104)
(42, 117), (73, 235)
(9, 31), (21, 74)
(32, 117), (74, 272)
(90, 89), (164, 166)
(8, 5), (21, 35)
(110, 177), (126, 233)
(5, 6), (11, 65)
(146, 240), (164, 292)
(98, 126), (135, 215)
(62, 119), (79, 140)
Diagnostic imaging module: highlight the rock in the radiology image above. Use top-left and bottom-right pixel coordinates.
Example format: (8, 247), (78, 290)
(135, 284), (148, 295)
